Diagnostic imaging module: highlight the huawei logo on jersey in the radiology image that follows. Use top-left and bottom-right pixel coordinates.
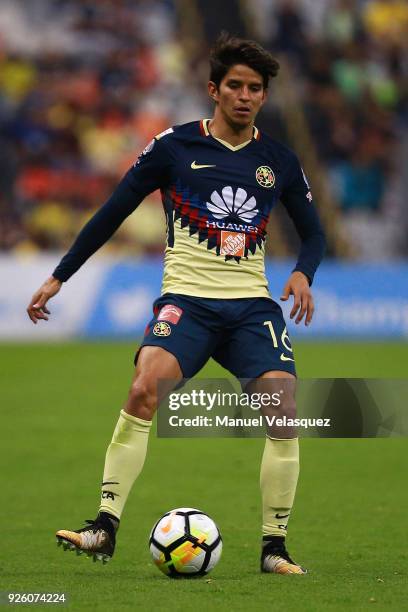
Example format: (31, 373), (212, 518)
(206, 187), (259, 223)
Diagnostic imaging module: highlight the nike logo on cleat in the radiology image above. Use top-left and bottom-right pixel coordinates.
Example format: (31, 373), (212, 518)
(280, 353), (294, 362)
(191, 161), (216, 170)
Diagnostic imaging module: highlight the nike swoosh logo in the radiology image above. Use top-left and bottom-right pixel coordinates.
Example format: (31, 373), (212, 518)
(280, 353), (294, 362)
(191, 161), (216, 170)
(275, 512), (290, 519)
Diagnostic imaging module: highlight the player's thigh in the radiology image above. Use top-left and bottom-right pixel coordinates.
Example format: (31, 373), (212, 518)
(136, 345), (183, 398)
(127, 296), (220, 419)
(137, 293), (221, 378)
(214, 298), (296, 380)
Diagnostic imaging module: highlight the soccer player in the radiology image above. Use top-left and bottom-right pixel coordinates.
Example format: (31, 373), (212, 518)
(27, 34), (325, 574)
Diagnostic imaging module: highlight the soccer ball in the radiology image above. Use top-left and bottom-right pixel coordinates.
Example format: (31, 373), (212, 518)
(149, 507), (222, 577)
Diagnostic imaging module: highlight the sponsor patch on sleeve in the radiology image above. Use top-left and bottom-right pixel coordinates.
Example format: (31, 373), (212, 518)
(134, 138), (155, 166)
(301, 167), (310, 189)
(157, 304), (183, 325)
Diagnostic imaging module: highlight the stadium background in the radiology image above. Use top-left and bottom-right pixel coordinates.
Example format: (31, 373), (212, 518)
(1, 1), (407, 610)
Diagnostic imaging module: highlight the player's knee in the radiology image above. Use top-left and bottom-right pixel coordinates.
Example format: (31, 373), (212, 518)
(279, 393), (297, 420)
(264, 392), (297, 438)
(126, 379), (157, 420)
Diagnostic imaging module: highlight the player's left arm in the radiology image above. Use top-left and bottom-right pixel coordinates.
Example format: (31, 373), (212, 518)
(279, 156), (326, 326)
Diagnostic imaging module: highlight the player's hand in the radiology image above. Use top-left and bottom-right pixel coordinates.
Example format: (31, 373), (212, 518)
(280, 271), (314, 326)
(27, 276), (62, 324)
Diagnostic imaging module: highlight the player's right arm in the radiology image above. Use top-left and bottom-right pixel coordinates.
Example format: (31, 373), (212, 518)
(27, 134), (172, 324)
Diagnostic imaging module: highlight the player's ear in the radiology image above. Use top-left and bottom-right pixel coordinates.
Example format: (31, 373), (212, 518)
(208, 81), (219, 103)
(260, 87), (268, 107)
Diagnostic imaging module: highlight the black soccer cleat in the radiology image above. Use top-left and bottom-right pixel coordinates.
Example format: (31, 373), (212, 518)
(56, 513), (118, 564)
(261, 536), (307, 575)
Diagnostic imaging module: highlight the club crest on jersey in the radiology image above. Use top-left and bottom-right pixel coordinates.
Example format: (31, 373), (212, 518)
(153, 321), (171, 337)
(206, 186), (258, 222)
(256, 166), (275, 188)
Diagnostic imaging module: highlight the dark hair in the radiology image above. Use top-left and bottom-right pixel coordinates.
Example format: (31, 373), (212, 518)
(209, 32), (279, 89)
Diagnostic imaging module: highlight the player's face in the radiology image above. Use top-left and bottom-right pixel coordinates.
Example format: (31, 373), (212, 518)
(208, 64), (267, 128)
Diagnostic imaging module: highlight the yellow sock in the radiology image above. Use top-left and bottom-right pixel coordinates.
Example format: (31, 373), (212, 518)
(99, 410), (152, 520)
(260, 437), (299, 537)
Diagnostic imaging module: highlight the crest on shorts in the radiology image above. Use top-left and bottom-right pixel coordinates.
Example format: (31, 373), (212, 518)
(153, 321), (171, 337)
(256, 166), (275, 188)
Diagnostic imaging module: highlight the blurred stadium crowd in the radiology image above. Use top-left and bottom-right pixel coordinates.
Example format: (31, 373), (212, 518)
(0, 0), (407, 259)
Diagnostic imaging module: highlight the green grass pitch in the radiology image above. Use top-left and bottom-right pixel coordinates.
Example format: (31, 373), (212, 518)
(1, 341), (407, 610)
